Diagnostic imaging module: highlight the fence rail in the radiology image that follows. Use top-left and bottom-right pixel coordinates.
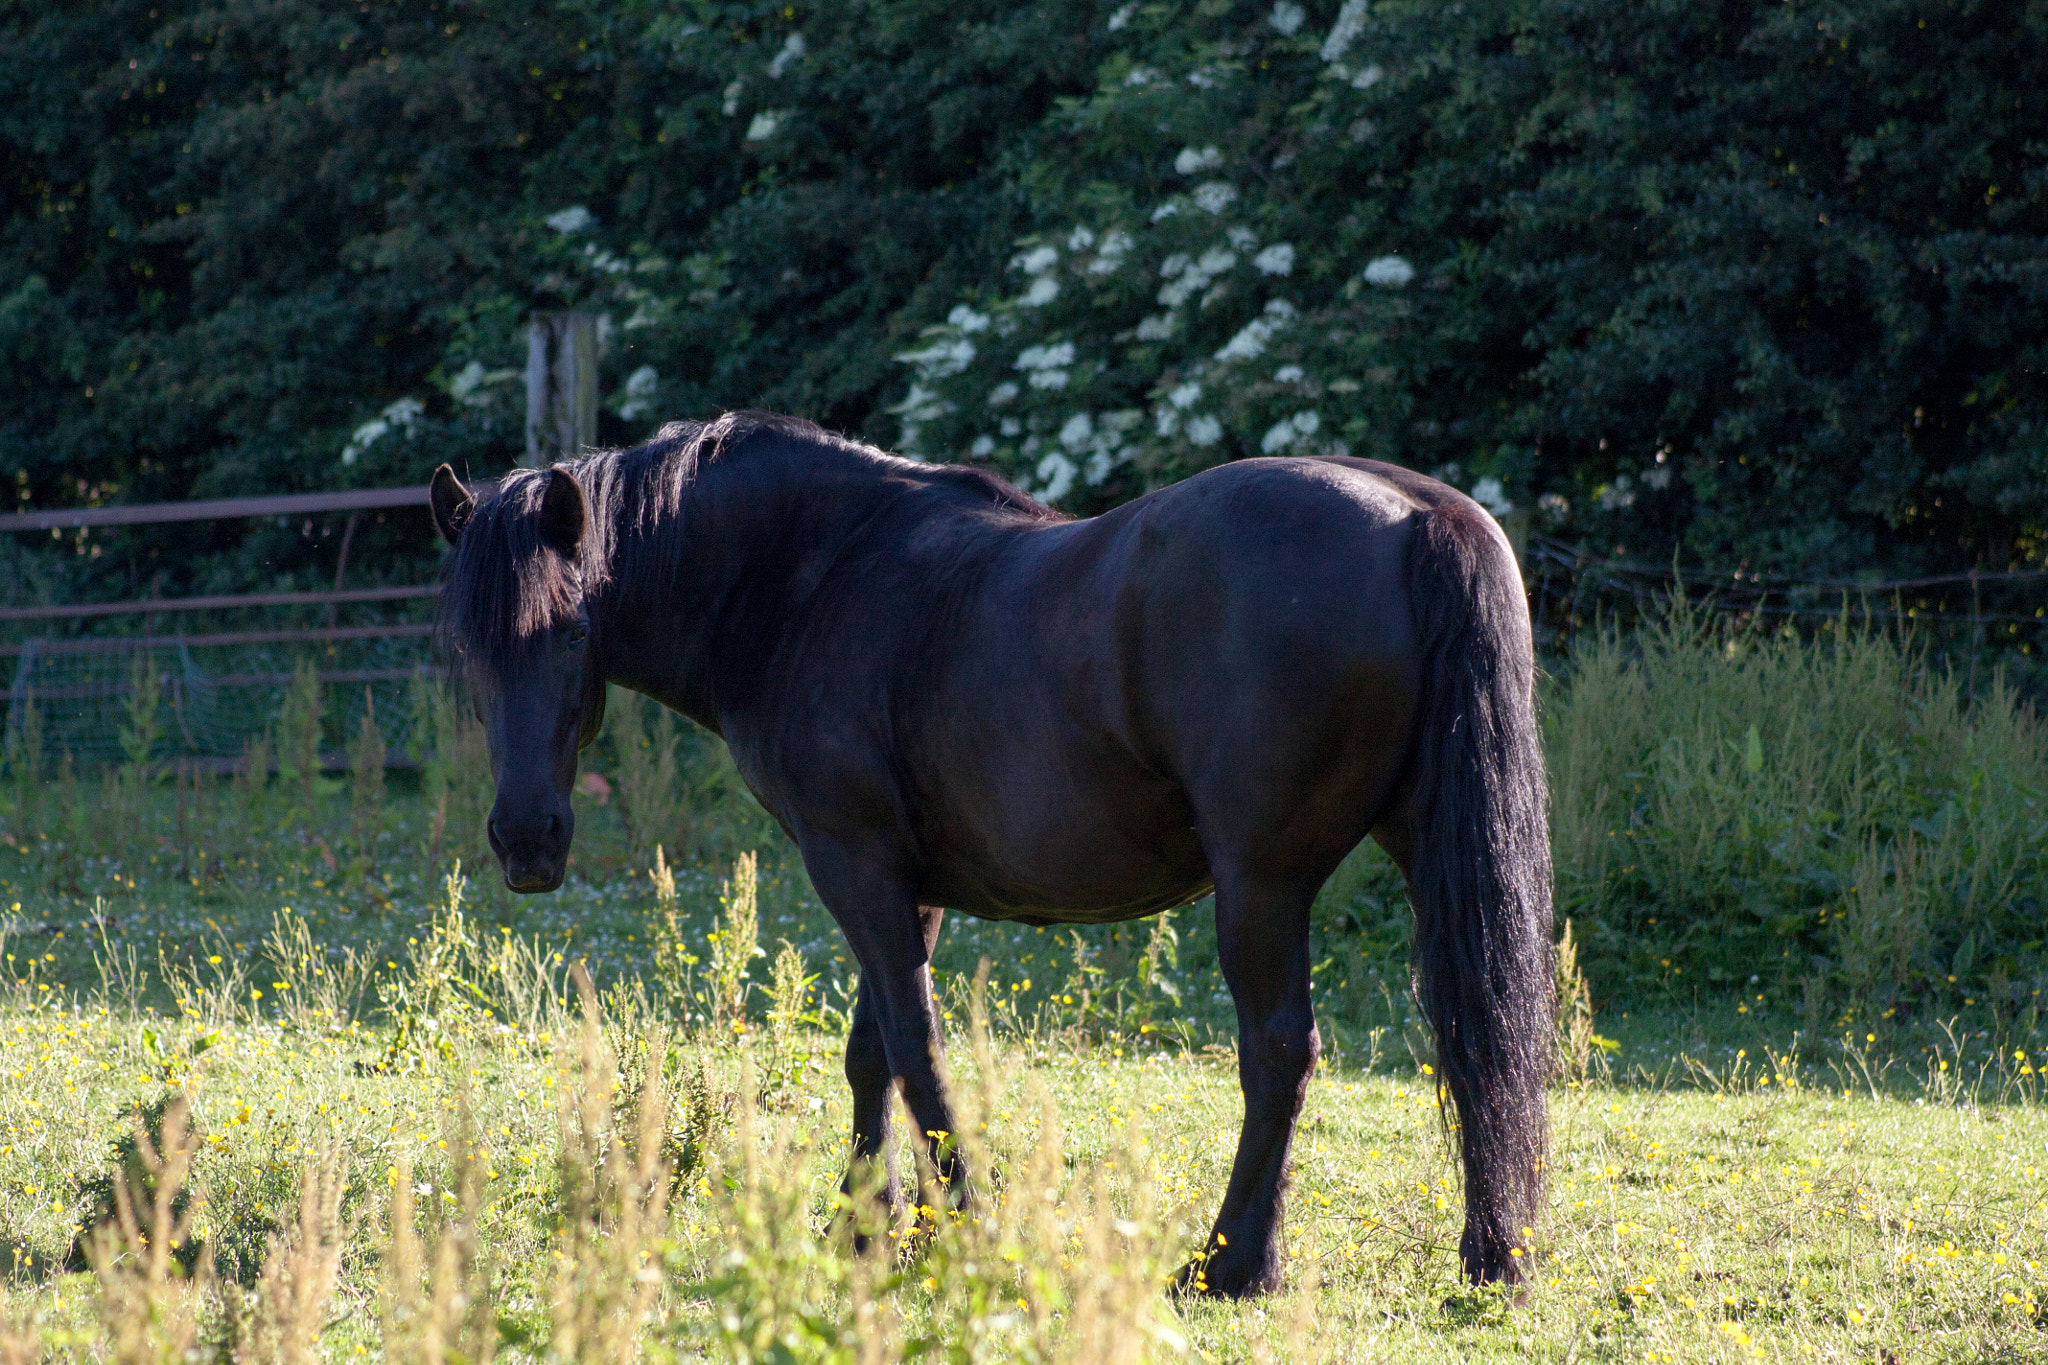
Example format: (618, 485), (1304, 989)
(0, 484), (437, 533)
(1, 483), (471, 769)
(1526, 534), (2048, 599)
(21, 666), (449, 704)
(0, 584), (437, 623)
(0, 623), (434, 659)
(1525, 534), (2048, 628)
(1523, 532), (2048, 708)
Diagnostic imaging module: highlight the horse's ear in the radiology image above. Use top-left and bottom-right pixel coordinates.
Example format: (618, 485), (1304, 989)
(539, 467), (587, 558)
(429, 464), (474, 545)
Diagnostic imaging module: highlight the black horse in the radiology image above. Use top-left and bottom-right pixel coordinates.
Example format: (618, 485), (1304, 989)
(429, 411), (1551, 1296)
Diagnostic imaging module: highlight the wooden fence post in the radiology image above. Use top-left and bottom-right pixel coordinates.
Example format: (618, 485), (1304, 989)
(525, 311), (599, 466)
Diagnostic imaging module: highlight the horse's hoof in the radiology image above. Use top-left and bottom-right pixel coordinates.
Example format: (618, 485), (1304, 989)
(1171, 1247), (1280, 1298)
(1455, 1259), (1531, 1309)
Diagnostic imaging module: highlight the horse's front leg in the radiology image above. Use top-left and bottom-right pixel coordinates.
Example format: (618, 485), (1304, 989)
(809, 841), (966, 1222)
(840, 982), (900, 1240)
(1182, 868), (1320, 1297)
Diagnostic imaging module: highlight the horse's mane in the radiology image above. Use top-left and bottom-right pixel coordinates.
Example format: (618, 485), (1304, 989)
(437, 411), (1057, 672)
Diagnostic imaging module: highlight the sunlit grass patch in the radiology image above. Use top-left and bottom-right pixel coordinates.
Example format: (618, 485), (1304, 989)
(0, 980), (2041, 1362)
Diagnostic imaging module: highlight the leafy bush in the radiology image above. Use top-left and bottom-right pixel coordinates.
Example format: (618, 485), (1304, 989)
(898, 0), (2048, 580)
(0, 0), (1109, 599)
(4, 1), (2044, 605)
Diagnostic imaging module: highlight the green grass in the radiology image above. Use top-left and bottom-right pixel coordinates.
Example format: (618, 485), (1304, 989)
(0, 979), (2043, 1362)
(1, 624), (2046, 1360)
(1546, 608), (2048, 1015)
(0, 819), (2043, 1362)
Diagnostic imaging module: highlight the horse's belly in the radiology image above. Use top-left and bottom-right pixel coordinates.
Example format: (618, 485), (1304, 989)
(913, 772), (1212, 924)
(931, 867), (1214, 925)
(925, 869), (1215, 925)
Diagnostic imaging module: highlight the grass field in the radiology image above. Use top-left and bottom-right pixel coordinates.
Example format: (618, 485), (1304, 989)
(2, 623), (2046, 1361)
(0, 836), (2043, 1363)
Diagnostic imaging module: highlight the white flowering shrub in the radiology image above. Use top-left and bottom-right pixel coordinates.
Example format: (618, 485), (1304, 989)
(26, 0), (2035, 595)
(338, 203), (721, 472)
(888, 1), (1515, 514)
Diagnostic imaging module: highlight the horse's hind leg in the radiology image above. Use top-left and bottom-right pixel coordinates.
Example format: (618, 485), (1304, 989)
(1185, 867), (1320, 1297)
(890, 904), (969, 1197)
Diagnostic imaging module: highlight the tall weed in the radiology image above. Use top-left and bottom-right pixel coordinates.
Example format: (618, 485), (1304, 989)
(377, 864), (570, 1067)
(382, 1115), (496, 1365)
(411, 672), (491, 876)
(647, 846), (700, 1019)
(275, 661), (324, 818)
(551, 970), (673, 1364)
(5, 685), (43, 834)
(260, 908), (374, 1031)
(676, 969), (1188, 1363)
(81, 1092), (210, 1365)
(236, 1147), (349, 1365)
(1546, 604), (2048, 1011)
(707, 851), (761, 1035)
(237, 727), (272, 831)
(346, 690), (386, 897)
(609, 688), (683, 859)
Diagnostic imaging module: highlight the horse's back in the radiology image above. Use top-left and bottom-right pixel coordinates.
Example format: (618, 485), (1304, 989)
(906, 456), (1435, 917)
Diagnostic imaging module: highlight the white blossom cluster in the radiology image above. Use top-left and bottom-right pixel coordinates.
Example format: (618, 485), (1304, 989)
(340, 397), (423, 466)
(880, 2), (1523, 517)
(344, 203), (696, 464)
(893, 179), (1357, 502)
(881, 1), (1526, 514)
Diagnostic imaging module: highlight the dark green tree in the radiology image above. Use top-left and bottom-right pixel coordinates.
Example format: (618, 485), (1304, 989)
(4, 0), (2044, 599)
(901, 0), (2048, 576)
(0, 0), (1107, 600)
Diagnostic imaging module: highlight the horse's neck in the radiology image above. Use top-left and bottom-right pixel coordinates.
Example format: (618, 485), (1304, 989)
(597, 441), (901, 724)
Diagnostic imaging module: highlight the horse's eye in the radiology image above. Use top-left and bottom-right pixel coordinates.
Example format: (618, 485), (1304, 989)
(568, 624), (589, 644)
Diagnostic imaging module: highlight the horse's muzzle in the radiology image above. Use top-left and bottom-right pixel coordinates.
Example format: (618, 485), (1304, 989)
(488, 807), (570, 894)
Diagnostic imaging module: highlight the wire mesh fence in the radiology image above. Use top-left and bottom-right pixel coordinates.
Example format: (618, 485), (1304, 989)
(3, 638), (442, 771)
(1525, 533), (2048, 700)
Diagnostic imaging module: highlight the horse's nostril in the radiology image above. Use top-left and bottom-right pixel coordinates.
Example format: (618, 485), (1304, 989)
(544, 812), (560, 837)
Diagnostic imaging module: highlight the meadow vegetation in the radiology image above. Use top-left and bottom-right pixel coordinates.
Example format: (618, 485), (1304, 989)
(0, 618), (2043, 1361)
(1547, 604), (2048, 1020)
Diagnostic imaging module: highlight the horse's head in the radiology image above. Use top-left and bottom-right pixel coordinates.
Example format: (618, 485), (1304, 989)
(431, 463), (607, 893)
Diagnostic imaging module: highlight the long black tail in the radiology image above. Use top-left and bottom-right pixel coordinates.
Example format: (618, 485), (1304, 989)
(1405, 502), (1553, 1284)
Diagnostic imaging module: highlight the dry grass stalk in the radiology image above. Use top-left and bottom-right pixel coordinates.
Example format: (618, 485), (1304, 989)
(1552, 917), (1596, 1085)
(86, 1091), (210, 1365)
(382, 1097), (494, 1365)
(911, 967), (1181, 1365)
(0, 1292), (38, 1365)
(1055, 1162), (1177, 1365)
(552, 967), (671, 1364)
(238, 1146), (349, 1365)
(704, 1058), (901, 1363)
(1243, 1258), (1323, 1365)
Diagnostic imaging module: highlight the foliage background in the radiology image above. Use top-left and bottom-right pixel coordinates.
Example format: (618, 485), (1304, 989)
(3, 0), (2045, 600)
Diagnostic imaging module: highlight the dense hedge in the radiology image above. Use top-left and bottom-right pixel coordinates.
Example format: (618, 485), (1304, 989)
(3, 0), (2045, 601)
(0, 0), (1110, 595)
